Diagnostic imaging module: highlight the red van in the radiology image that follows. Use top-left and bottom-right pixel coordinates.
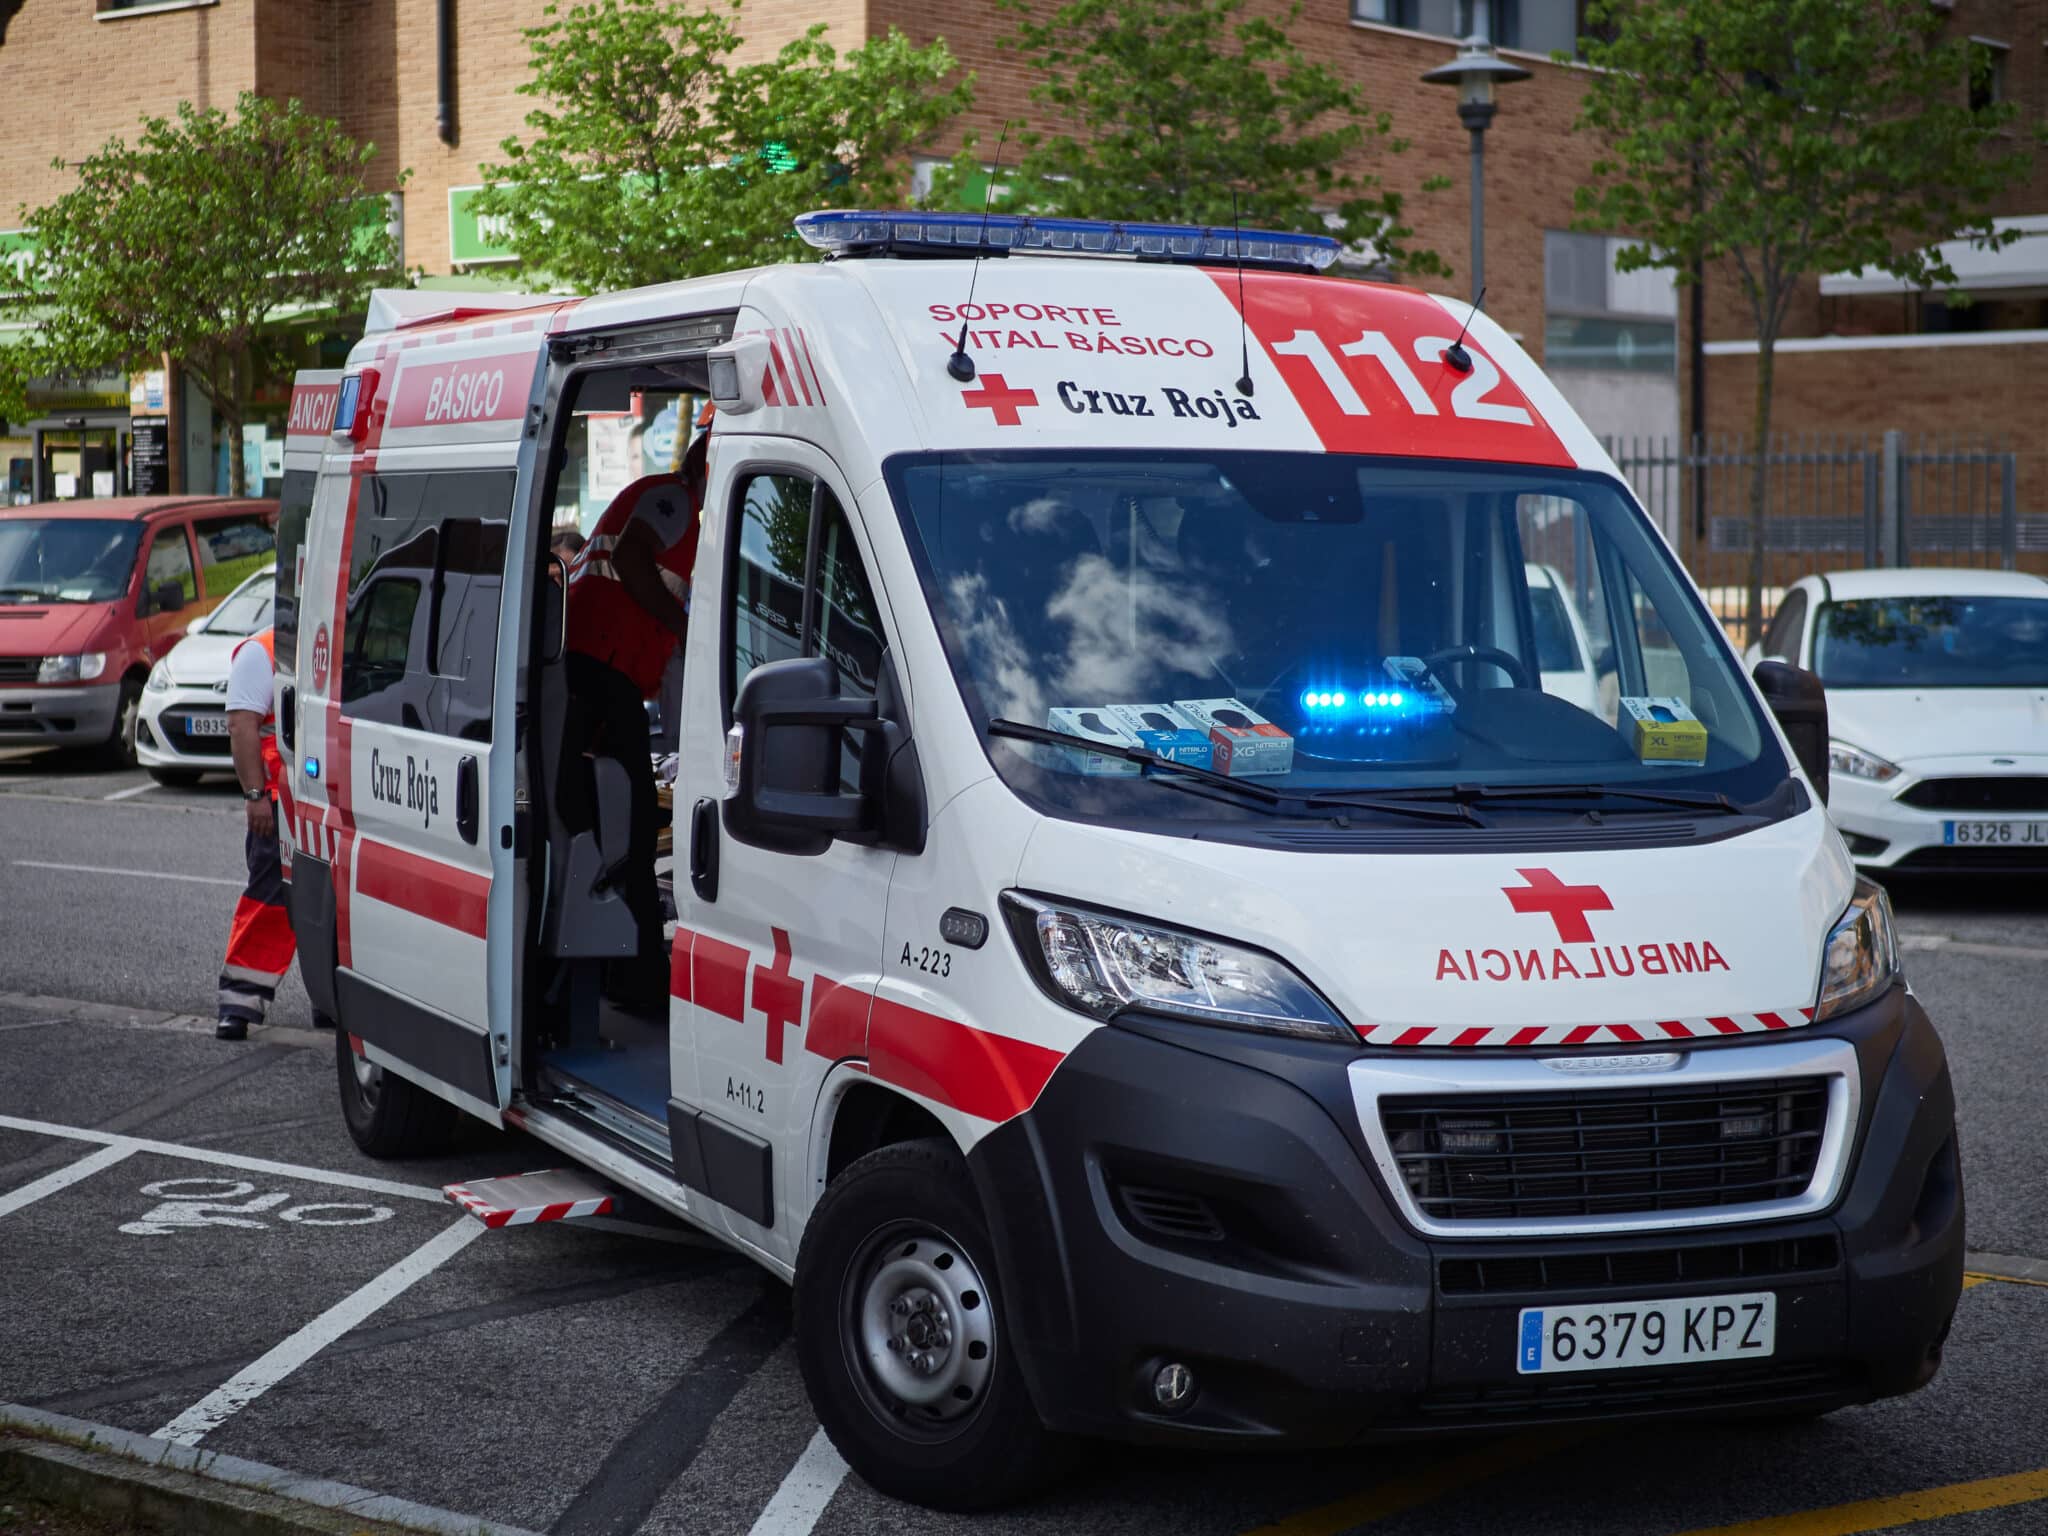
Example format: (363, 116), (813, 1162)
(0, 496), (279, 766)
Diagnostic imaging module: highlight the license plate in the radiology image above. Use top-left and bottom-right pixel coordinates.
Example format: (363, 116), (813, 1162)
(1516, 1292), (1775, 1375)
(1945, 819), (2048, 846)
(185, 715), (230, 737)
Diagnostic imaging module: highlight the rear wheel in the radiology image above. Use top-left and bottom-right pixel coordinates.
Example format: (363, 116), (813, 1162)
(794, 1138), (1066, 1510)
(335, 1028), (456, 1158)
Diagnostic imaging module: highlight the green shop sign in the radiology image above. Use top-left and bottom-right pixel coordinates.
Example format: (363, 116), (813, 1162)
(448, 186), (517, 266)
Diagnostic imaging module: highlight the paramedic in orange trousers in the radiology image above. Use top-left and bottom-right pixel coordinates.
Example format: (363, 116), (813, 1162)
(217, 627), (297, 1040)
(559, 427), (707, 1014)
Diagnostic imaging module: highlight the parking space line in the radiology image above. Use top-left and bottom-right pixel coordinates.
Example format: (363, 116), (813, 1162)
(102, 781), (160, 801)
(10, 858), (241, 886)
(1673, 1466), (2048, 1535)
(0, 1143), (136, 1221)
(0, 1113), (450, 1204)
(746, 1428), (850, 1536)
(1239, 1427), (1592, 1535)
(154, 1215), (486, 1447)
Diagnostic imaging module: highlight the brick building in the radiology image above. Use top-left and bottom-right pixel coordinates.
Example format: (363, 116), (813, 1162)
(0, 0), (2041, 570)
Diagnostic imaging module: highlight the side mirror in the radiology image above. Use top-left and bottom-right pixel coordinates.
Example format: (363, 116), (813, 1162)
(184, 614), (209, 636)
(1753, 659), (1829, 805)
(152, 580), (186, 615)
(724, 655), (924, 855)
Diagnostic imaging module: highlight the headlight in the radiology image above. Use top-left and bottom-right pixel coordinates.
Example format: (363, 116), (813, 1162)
(1827, 740), (1899, 782)
(1001, 892), (1353, 1042)
(1814, 878), (1899, 1021)
(147, 659), (172, 692)
(36, 653), (107, 684)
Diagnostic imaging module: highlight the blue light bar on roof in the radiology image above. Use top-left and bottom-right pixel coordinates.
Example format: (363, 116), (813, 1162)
(793, 210), (1341, 272)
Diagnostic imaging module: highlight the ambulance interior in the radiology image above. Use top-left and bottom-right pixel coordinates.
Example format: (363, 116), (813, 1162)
(525, 358), (713, 1144)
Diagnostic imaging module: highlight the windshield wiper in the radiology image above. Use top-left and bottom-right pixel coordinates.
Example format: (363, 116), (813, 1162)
(1379, 781), (1742, 815)
(0, 586), (48, 602)
(987, 719), (1482, 824)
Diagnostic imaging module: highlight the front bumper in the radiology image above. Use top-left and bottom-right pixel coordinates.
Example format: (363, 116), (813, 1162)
(136, 687), (234, 770)
(1832, 768), (2048, 873)
(0, 682), (121, 746)
(967, 985), (1960, 1445)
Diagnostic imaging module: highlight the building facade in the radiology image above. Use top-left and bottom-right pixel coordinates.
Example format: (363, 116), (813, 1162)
(0, 0), (2040, 570)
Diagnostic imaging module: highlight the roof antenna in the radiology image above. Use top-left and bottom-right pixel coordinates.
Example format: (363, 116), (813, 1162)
(1231, 189), (1253, 398)
(947, 121), (1012, 384)
(1442, 284), (1484, 375)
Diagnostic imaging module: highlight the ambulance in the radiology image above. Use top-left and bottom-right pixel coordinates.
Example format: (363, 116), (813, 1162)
(281, 212), (1961, 1509)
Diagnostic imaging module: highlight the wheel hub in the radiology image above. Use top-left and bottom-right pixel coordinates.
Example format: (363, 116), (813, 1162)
(852, 1228), (995, 1424)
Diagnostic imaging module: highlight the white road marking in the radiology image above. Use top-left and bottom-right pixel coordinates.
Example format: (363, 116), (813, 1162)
(0, 1018), (63, 1033)
(746, 1428), (851, 1536)
(9, 859), (242, 887)
(0, 1114), (448, 1205)
(0, 1143), (137, 1221)
(154, 1216), (485, 1446)
(102, 781), (160, 801)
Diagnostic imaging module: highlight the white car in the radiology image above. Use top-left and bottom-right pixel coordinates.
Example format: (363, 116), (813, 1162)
(1525, 560), (1603, 714)
(1748, 568), (2048, 872)
(136, 564), (276, 785)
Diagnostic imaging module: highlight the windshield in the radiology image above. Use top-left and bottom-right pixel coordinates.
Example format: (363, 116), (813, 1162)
(1814, 595), (2048, 688)
(886, 451), (1789, 829)
(204, 573), (276, 637)
(0, 519), (142, 603)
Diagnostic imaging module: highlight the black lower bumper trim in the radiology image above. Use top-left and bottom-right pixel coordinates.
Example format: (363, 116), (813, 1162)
(1411, 1359), (1856, 1428)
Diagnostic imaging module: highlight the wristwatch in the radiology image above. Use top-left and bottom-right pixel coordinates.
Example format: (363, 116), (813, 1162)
(241, 786), (266, 802)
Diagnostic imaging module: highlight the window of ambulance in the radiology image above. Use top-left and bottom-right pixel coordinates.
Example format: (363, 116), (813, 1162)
(337, 472), (514, 742)
(0, 519), (143, 604)
(272, 468), (317, 674)
(885, 451), (1792, 837)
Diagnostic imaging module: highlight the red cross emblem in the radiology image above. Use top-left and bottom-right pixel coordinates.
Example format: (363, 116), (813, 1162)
(959, 374), (1038, 426)
(1503, 867), (1613, 944)
(752, 927), (805, 1064)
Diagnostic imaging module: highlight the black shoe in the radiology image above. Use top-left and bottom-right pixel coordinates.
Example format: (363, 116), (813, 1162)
(215, 1018), (250, 1041)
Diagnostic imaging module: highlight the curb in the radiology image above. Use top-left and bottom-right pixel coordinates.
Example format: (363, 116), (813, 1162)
(0, 1406), (540, 1536)
(1966, 1251), (2048, 1286)
(0, 991), (329, 1048)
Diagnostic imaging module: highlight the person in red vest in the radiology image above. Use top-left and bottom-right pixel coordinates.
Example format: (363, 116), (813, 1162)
(218, 627), (296, 1040)
(559, 426), (708, 1013)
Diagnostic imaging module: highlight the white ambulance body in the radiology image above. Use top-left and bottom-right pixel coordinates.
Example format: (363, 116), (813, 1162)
(283, 214), (1960, 1509)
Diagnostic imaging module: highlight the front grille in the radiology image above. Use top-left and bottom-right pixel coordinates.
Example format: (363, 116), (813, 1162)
(1415, 1360), (1852, 1423)
(0, 656), (38, 684)
(159, 706), (233, 756)
(1900, 776), (2048, 813)
(1116, 1184), (1226, 1243)
(1438, 1235), (1840, 1296)
(1381, 1078), (1829, 1224)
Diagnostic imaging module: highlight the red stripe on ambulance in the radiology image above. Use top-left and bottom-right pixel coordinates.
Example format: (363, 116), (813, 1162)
(869, 997), (1065, 1124)
(386, 349), (534, 430)
(355, 838), (488, 938)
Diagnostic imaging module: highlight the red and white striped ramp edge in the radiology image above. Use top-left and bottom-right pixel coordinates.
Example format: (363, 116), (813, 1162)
(443, 1169), (615, 1229)
(1356, 1008), (1818, 1049)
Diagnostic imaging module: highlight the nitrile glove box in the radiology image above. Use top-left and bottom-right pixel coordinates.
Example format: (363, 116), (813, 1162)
(1619, 696), (1709, 765)
(1101, 703), (1215, 770)
(1045, 707), (1141, 775)
(1172, 698), (1296, 777)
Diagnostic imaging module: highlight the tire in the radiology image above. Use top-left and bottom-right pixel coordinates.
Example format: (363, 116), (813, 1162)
(335, 1027), (457, 1158)
(96, 679), (143, 771)
(794, 1138), (1067, 1510)
(147, 766), (203, 788)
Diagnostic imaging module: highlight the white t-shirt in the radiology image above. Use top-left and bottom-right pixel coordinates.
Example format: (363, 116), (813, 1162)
(225, 638), (274, 717)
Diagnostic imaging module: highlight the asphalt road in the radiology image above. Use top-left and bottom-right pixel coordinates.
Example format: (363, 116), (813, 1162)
(3, 744), (2048, 1536)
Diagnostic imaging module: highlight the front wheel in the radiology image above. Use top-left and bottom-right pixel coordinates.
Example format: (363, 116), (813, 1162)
(794, 1139), (1066, 1510)
(335, 1028), (456, 1158)
(95, 680), (142, 770)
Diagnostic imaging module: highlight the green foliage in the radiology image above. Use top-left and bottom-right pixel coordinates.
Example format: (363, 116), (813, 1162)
(937, 0), (1443, 276)
(1575, 0), (2039, 641)
(2, 93), (397, 494)
(473, 0), (973, 292)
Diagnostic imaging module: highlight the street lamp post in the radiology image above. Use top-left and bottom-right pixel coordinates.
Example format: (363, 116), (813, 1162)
(1421, 6), (1530, 305)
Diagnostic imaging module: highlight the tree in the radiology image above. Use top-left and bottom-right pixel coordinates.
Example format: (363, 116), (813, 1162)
(3, 94), (397, 496)
(947, 0), (1443, 276)
(1576, 0), (2040, 645)
(473, 0), (972, 293)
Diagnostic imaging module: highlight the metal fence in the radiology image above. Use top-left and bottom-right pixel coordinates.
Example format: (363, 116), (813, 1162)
(1606, 432), (2032, 642)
